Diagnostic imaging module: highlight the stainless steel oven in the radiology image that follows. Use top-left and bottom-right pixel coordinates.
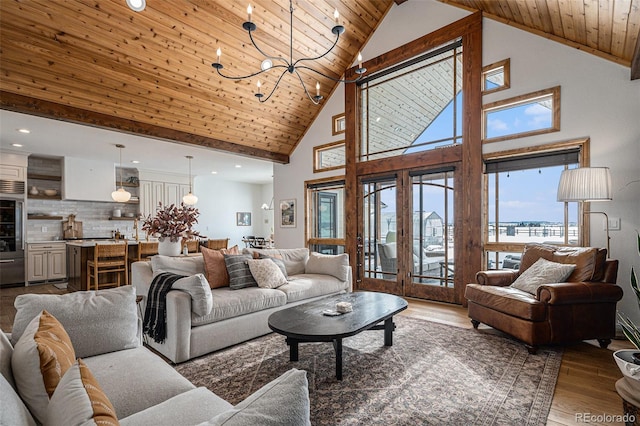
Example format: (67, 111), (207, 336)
(1, 179), (26, 287)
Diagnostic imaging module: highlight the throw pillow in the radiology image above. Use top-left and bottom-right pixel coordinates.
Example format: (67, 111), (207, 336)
(247, 259), (288, 289)
(11, 286), (139, 359)
(173, 273), (214, 316)
(224, 254), (258, 290)
(46, 359), (119, 426)
(11, 310), (76, 424)
(305, 252), (349, 282)
(201, 245), (240, 288)
(198, 368), (310, 426)
(0, 330), (16, 390)
(256, 253), (288, 279)
(510, 257), (576, 295)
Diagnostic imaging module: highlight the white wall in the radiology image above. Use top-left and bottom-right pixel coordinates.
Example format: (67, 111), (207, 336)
(273, 0), (640, 321)
(193, 176), (272, 248)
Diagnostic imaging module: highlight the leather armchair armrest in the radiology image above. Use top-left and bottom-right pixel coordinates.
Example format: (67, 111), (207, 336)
(537, 282), (624, 304)
(475, 270), (518, 286)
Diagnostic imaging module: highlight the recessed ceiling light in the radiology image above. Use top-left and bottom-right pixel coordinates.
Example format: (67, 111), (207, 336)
(211, 171), (218, 174)
(131, 160), (140, 164)
(125, 0), (145, 12)
(235, 165), (242, 168)
(11, 143), (23, 147)
(17, 128), (30, 134)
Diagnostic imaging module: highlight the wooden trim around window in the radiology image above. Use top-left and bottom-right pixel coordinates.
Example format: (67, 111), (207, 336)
(332, 113), (346, 135)
(304, 175), (345, 249)
(482, 58), (510, 95)
(482, 86), (561, 143)
(313, 140), (345, 173)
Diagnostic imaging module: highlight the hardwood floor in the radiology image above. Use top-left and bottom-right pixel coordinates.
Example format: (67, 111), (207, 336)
(1, 286), (633, 425)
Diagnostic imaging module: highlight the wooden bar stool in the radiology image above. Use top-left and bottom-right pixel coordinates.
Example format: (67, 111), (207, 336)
(87, 242), (128, 291)
(137, 241), (159, 261)
(207, 238), (229, 250)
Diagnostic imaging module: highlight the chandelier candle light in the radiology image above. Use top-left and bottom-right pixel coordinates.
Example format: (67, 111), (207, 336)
(111, 144), (131, 203)
(212, 1), (367, 104)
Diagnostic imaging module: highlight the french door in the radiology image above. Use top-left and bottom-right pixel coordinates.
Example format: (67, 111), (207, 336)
(357, 167), (460, 303)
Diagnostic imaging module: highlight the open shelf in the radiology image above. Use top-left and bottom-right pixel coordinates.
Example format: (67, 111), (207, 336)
(28, 215), (64, 220)
(28, 173), (62, 181)
(28, 194), (62, 200)
(109, 216), (137, 221)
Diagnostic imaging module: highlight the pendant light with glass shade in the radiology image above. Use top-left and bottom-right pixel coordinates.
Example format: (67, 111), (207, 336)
(111, 144), (132, 203)
(182, 155), (198, 206)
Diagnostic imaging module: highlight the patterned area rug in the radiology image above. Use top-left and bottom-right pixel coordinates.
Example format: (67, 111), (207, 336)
(175, 316), (562, 425)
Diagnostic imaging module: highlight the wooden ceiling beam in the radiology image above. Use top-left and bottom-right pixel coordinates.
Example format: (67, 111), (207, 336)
(0, 91), (289, 164)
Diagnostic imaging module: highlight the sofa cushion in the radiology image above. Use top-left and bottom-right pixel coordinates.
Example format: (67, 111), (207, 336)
(0, 331), (15, 390)
(120, 387), (233, 426)
(191, 287), (287, 326)
(46, 359), (119, 426)
(0, 374), (36, 426)
(277, 274), (349, 303)
(173, 273), (214, 316)
(465, 283), (548, 321)
(83, 346), (195, 419)
(12, 310), (76, 424)
(225, 254), (258, 289)
(200, 368), (310, 426)
(11, 286), (139, 359)
(305, 252), (349, 282)
(151, 254), (205, 276)
(519, 243), (556, 274)
(243, 248), (309, 276)
(201, 246), (240, 288)
(247, 259), (288, 289)
(511, 258), (575, 294)
(551, 246), (601, 282)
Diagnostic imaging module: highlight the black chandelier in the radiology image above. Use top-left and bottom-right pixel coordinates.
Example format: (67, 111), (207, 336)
(211, 0), (367, 104)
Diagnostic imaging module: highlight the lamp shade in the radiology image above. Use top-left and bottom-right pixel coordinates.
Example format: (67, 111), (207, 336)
(182, 192), (198, 206)
(557, 167), (612, 202)
(111, 187), (132, 203)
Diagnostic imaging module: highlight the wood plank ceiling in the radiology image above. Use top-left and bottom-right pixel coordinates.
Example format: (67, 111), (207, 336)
(1, 1), (638, 165)
(439, 0), (640, 78)
(0, 0), (394, 163)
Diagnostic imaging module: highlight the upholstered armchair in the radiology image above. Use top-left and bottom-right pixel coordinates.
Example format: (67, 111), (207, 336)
(465, 243), (622, 353)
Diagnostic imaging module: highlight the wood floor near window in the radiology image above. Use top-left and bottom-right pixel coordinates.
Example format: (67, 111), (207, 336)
(0, 286), (633, 425)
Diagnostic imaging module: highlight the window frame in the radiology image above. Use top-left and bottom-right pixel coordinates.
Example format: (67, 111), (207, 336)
(482, 138), (591, 269)
(313, 140), (346, 173)
(482, 58), (510, 95)
(305, 176), (346, 252)
(482, 86), (561, 143)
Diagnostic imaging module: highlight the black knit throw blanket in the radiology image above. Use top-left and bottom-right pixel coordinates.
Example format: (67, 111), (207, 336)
(143, 272), (185, 344)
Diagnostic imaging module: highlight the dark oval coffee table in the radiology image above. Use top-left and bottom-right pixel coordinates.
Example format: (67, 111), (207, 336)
(268, 291), (408, 380)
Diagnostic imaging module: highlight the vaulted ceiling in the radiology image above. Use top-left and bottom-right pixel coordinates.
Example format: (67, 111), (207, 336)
(1, 1), (638, 165)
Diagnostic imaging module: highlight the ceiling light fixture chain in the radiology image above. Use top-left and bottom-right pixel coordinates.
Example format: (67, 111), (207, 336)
(111, 144), (132, 203)
(211, 0), (367, 104)
(182, 155), (198, 206)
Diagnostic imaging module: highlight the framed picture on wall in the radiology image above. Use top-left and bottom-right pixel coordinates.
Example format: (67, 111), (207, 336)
(236, 212), (251, 226)
(279, 199), (296, 228)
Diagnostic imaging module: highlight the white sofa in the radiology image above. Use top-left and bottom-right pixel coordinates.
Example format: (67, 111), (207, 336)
(132, 248), (351, 363)
(1, 286), (311, 425)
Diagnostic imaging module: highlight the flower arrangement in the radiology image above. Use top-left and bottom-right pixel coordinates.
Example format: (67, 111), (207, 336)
(142, 202), (200, 242)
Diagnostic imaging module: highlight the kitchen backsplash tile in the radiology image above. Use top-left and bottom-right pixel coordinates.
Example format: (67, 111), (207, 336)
(27, 199), (139, 241)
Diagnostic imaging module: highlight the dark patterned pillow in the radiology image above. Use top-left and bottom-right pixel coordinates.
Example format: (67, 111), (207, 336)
(257, 253), (288, 279)
(224, 254), (258, 289)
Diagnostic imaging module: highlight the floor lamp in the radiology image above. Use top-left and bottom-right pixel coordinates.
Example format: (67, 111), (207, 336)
(557, 167), (612, 257)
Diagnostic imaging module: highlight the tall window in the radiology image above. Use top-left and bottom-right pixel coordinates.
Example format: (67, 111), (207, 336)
(359, 40), (463, 161)
(483, 141), (588, 270)
(306, 178), (345, 254)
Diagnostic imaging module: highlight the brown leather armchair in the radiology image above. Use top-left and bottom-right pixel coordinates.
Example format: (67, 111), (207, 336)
(465, 244), (622, 353)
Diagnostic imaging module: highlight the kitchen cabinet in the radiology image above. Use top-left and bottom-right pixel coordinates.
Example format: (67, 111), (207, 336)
(63, 157), (114, 202)
(27, 242), (66, 284)
(140, 180), (190, 217)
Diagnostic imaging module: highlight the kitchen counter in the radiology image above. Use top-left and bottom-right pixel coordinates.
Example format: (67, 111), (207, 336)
(65, 239), (140, 247)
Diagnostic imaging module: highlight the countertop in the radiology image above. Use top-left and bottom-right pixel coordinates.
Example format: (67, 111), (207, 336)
(64, 239), (141, 247)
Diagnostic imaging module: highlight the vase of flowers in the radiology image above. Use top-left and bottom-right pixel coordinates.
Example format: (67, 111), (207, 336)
(142, 203), (200, 256)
